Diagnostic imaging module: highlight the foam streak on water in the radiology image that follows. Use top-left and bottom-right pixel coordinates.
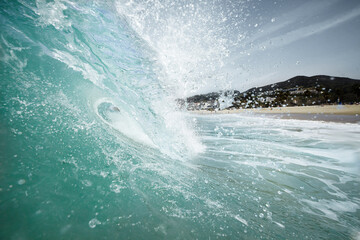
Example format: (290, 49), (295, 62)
(191, 114), (360, 239)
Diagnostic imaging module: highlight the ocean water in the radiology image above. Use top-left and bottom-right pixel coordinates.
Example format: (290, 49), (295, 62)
(1, 0), (360, 239)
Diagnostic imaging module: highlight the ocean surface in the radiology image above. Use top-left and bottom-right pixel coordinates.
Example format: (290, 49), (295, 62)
(1, 1), (360, 239)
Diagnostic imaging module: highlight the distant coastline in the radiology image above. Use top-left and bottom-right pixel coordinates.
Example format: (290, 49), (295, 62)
(178, 75), (360, 112)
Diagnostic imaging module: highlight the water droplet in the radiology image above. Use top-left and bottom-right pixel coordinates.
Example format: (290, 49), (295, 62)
(89, 218), (101, 228)
(18, 179), (26, 185)
(82, 180), (92, 187)
(110, 182), (125, 193)
(100, 171), (108, 178)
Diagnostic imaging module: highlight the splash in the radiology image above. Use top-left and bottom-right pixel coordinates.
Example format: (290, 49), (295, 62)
(113, 0), (250, 156)
(115, 0), (247, 98)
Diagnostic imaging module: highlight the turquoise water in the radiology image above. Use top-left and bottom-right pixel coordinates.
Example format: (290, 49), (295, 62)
(1, 1), (360, 239)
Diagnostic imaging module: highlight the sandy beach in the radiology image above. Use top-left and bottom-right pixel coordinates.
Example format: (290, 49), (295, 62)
(190, 105), (360, 123)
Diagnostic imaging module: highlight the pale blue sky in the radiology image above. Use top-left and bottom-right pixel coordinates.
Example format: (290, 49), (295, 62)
(225, 0), (360, 91)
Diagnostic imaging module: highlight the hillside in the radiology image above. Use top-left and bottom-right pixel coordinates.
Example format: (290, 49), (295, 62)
(180, 75), (360, 110)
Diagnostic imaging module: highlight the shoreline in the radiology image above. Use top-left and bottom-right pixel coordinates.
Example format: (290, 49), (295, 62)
(189, 105), (360, 123)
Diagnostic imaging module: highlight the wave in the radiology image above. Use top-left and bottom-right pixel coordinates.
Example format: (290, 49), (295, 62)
(1, 2), (360, 239)
(0, 0), (209, 160)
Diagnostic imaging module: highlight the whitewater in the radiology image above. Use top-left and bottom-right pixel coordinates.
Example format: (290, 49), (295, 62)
(0, 0), (359, 239)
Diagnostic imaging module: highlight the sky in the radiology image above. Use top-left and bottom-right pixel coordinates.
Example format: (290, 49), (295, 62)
(115, 0), (360, 96)
(223, 0), (360, 92)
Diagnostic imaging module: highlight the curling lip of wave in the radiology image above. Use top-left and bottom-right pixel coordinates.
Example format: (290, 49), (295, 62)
(94, 98), (156, 147)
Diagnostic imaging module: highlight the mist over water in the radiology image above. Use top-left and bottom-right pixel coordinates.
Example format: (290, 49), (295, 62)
(1, 0), (359, 239)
